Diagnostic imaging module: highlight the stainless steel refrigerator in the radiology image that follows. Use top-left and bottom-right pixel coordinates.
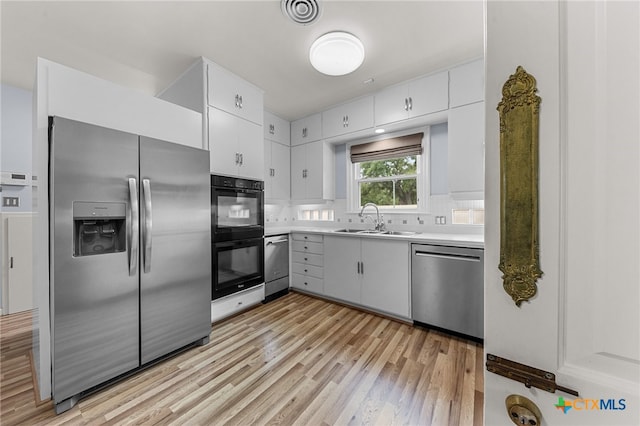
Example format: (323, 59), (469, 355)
(49, 116), (211, 413)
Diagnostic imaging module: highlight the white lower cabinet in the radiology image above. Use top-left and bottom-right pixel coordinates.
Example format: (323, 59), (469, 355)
(290, 233), (324, 294)
(324, 236), (410, 319)
(324, 237), (361, 302)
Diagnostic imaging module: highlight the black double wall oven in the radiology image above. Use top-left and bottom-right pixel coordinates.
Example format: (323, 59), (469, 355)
(211, 175), (265, 300)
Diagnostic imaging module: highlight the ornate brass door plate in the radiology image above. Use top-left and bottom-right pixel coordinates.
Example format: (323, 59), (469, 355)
(497, 66), (543, 306)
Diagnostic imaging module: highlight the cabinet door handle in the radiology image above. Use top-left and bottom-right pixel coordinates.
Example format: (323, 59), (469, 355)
(269, 124), (275, 134)
(361, 261), (364, 275)
(408, 97), (413, 111)
(10, 256), (13, 268)
(357, 261), (360, 274)
(404, 98), (409, 111)
(235, 94), (239, 108)
(240, 153), (244, 165)
(239, 95), (243, 109)
(345, 115), (349, 127)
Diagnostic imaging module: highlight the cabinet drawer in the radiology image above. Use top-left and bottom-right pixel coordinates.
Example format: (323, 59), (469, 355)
(291, 233), (323, 243)
(210, 284), (265, 323)
(292, 240), (324, 255)
(292, 251), (323, 267)
(292, 262), (323, 279)
(291, 273), (324, 294)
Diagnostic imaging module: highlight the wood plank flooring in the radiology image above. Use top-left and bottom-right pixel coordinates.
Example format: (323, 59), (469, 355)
(0, 292), (483, 425)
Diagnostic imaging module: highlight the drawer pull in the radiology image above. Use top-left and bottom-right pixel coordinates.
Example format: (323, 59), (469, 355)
(304, 269), (308, 273)
(304, 257), (308, 261)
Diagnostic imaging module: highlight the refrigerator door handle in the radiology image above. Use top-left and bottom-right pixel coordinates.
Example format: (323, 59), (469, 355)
(128, 178), (139, 276)
(142, 178), (153, 273)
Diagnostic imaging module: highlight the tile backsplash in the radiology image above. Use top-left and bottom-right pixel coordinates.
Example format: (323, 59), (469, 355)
(266, 195), (483, 235)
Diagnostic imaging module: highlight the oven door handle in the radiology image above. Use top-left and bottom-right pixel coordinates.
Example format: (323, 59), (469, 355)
(215, 238), (264, 249)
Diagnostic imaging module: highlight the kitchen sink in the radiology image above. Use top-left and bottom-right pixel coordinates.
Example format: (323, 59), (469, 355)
(333, 229), (419, 236)
(333, 228), (384, 234)
(382, 231), (420, 236)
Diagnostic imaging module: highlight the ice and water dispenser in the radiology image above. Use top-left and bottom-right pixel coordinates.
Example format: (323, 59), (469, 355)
(73, 202), (126, 256)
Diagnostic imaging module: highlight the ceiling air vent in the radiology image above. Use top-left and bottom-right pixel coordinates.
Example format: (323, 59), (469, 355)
(281, 0), (321, 25)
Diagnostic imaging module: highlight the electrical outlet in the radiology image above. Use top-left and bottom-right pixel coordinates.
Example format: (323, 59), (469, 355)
(2, 197), (20, 207)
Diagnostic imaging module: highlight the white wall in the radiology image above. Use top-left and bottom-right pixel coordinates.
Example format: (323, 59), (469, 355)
(1, 84), (33, 212)
(1, 84), (34, 312)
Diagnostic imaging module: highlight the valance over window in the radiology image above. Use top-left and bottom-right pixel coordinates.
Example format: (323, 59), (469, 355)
(350, 133), (424, 163)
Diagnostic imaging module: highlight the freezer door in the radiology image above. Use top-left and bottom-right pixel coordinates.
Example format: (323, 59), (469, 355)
(49, 117), (140, 404)
(139, 137), (212, 364)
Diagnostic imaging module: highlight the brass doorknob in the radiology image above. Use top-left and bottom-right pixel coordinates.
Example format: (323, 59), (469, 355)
(506, 394), (542, 426)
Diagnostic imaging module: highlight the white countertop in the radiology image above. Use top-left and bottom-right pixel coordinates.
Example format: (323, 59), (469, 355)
(265, 226), (484, 249)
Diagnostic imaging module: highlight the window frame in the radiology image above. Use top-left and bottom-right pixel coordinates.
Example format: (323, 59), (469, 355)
(346, 127), (430, 213)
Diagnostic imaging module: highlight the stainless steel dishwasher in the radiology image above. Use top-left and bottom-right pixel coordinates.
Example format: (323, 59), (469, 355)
(264, 234), (289, 302)
(411, 244), (484, 340)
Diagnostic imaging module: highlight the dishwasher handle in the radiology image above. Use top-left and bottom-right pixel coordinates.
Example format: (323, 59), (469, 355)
(413, 250), (481, 262)
(266, 238), (289, 245)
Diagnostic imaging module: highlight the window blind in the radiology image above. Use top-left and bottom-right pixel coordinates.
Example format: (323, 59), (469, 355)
(350, 133), (424, 163)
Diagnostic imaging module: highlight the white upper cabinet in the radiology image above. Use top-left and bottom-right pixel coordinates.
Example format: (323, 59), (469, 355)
(158, 57), (264, 177)
(374, 70), (449, 126)
(449, 59), (484, 108)
(209, 108), (263, 180)
(447, 58), (485, 198)
(290, 140), (334, 201)
(291, 113), (322, 146)
(322, 96), (374, 139)
(263, 111), (291, 200)
(264, 111), (290, 146)
(448, 101), (484, 198)
(207, 62), (263, 126)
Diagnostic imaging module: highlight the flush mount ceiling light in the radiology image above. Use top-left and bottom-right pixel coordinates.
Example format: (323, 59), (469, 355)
(281, 0), (321, 25)
(309, 31), (365, 76)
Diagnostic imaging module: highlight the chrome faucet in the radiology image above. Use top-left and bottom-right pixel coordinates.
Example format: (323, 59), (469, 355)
(359, 202), (385, 232)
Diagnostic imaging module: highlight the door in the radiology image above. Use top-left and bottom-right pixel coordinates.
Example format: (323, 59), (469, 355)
(208, 107), (241, 176)
(361, 239), (410, 318)
(139, 137), (211, 364)
(304, 140), (324, 199)
(6, 216), (33, 314)
(212, 238), (264, 300)
(270, 141), (290, 200)
(484, 2), (639, 425)
(290, 144), (306, 200)
(50, 117), (140, 404)
(324, 236), (361, 303)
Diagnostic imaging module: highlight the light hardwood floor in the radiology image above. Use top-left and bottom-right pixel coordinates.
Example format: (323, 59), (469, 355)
(0, 292), (483, 425)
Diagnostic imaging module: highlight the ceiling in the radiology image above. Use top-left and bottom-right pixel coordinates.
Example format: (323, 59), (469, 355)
(1, 1), (484, 122)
